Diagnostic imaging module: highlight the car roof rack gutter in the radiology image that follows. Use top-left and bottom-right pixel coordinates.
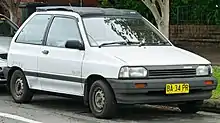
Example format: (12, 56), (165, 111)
(36, 6), (142, 17)
(36, 6), (73, 12)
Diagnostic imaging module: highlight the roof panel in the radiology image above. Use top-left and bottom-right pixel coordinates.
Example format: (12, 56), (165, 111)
(36, 6), (142, 17)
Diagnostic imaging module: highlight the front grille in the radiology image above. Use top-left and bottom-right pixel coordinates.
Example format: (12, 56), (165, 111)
(148, 69), (196, 78)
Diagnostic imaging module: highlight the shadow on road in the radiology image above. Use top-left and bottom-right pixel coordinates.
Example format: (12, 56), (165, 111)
(0, 85), (217, 122)
(0, 85), (10, 96)
(27, 95), (215, 122)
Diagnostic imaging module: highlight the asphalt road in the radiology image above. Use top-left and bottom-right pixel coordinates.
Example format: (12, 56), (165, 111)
(0, 86), (220, 123)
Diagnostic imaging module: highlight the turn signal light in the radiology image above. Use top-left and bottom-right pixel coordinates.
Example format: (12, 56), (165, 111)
(204, 80), (214, 85)
(135, 83), (147, 88)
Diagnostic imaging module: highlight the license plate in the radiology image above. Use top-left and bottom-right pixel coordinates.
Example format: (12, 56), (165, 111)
(166, 83), (190, 94)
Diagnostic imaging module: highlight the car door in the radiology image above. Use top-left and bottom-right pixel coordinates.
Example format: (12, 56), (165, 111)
(38, 15), (85, 96)
(7, 14), (52, 90)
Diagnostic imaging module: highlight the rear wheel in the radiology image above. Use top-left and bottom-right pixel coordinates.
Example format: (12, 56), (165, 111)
(178, 101), (203, 113)
(89, 80), (117, 119)
(10, 70), (33, 103)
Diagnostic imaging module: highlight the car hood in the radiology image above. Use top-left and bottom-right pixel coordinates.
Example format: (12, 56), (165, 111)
(97, 46), (211, 66)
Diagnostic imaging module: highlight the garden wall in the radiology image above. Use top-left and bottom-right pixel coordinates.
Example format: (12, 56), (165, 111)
(170, 25), (220, 48)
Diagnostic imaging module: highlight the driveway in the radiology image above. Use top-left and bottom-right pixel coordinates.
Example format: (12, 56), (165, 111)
(0, 86), (219, 123)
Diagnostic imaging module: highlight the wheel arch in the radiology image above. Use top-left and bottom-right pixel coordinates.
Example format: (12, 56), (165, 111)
(6, 66), (24, 91)
(83, 74), (116, 106)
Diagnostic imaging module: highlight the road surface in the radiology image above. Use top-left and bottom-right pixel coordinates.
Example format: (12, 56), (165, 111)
(0, 85), (219, 123)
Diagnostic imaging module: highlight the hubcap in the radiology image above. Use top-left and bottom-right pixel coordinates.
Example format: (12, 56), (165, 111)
(15, 78), (24, 96)
(94, 88), (105, 112)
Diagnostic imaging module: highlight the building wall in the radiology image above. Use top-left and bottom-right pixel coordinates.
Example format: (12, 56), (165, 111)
(170, 25), (220, 48)
(45, 0), (79, 5)
(21, 0), (98, 6)
(83, 0), (98, 6)
(170, 25), (220, 43)
(21, 0), (35, 2)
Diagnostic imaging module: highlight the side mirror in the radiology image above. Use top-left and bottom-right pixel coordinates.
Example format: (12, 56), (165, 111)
(65, 40), (84, 50)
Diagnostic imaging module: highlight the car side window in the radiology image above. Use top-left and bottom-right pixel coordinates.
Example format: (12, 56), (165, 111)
(46, 16), (82, 48)
(16, 14), (51, 45)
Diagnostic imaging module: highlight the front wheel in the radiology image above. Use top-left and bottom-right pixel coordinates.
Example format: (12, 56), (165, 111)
(178, 101), (203, 113)
(10, 70), (33, 103)
(89, 80), (117, 119)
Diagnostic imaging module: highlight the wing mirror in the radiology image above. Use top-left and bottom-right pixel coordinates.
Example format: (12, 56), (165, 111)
(65, 40), (84, 50)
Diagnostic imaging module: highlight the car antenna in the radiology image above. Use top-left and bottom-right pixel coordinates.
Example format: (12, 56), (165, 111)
(69, 1), (77, 12)
(69, 2), (73, 10)
(68, 2), (79, 22)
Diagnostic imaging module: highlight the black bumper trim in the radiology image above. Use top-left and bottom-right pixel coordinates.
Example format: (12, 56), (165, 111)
(107, 77), (217, 104)
(3, 67), (10, 80)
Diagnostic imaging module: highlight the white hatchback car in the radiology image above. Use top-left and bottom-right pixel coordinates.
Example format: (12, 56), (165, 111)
(4, 6), (217, 118)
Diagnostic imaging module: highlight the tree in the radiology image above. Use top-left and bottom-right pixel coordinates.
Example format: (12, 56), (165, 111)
(0, 0), (21, 23)
(142, 0), (170, 38)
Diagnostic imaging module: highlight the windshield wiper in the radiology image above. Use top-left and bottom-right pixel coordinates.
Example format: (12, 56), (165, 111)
(139, 42), (169, 47)
(99, 41), (127, 48)
(126, 41), (140, 45)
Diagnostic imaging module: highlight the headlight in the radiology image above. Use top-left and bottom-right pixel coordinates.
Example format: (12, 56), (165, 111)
(196, 65), (210, 76)
(119, 67), (148, 78)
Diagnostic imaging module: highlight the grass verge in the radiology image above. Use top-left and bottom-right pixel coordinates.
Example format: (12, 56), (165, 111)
(211, 66), (220, 99)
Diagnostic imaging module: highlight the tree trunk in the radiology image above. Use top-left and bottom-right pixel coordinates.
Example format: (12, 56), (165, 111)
(161, 0), (170, 39)
(142, 0), (170, 39)
(8, 8), (18, 24)
(158, 21), (169, 38)
(8, 9), (14, 22)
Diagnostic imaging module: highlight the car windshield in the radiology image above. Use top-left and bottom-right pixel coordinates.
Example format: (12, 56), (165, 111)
(83, 16), (171, 47)
(0, 16), (17, 51)
(0, 17), (16, 37)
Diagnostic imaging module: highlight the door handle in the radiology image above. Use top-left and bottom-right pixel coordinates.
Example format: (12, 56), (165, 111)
(42, 50), (49, 55)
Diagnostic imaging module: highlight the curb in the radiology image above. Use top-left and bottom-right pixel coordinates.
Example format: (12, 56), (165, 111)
(200, 99), (220, 113)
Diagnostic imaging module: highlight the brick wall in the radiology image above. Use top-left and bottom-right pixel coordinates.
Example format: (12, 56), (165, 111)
(46, 0), (79, 5)
(170, 25), (220, 43)
(83, 0), (98, 6)
(21, 0), (35, 2)
(170, 25), (220, 48)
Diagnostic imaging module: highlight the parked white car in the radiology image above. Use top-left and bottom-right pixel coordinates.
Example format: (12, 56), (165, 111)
(0, 14), (18, 83)
(4, 7), (217, 118)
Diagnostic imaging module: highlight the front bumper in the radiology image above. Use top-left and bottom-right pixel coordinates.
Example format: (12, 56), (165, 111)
(108, 77), (217, 104)
(3, 67), (10, 80)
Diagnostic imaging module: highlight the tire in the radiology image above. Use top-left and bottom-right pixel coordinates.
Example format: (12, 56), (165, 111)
(89, 80), (117, 119)
(10, 70), (33, 103)
(178, 101), (203, 113)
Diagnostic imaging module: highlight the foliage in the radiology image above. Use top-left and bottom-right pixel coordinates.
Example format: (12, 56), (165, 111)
(170, 0), (220, 25)
(212, 67), (220, 99)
